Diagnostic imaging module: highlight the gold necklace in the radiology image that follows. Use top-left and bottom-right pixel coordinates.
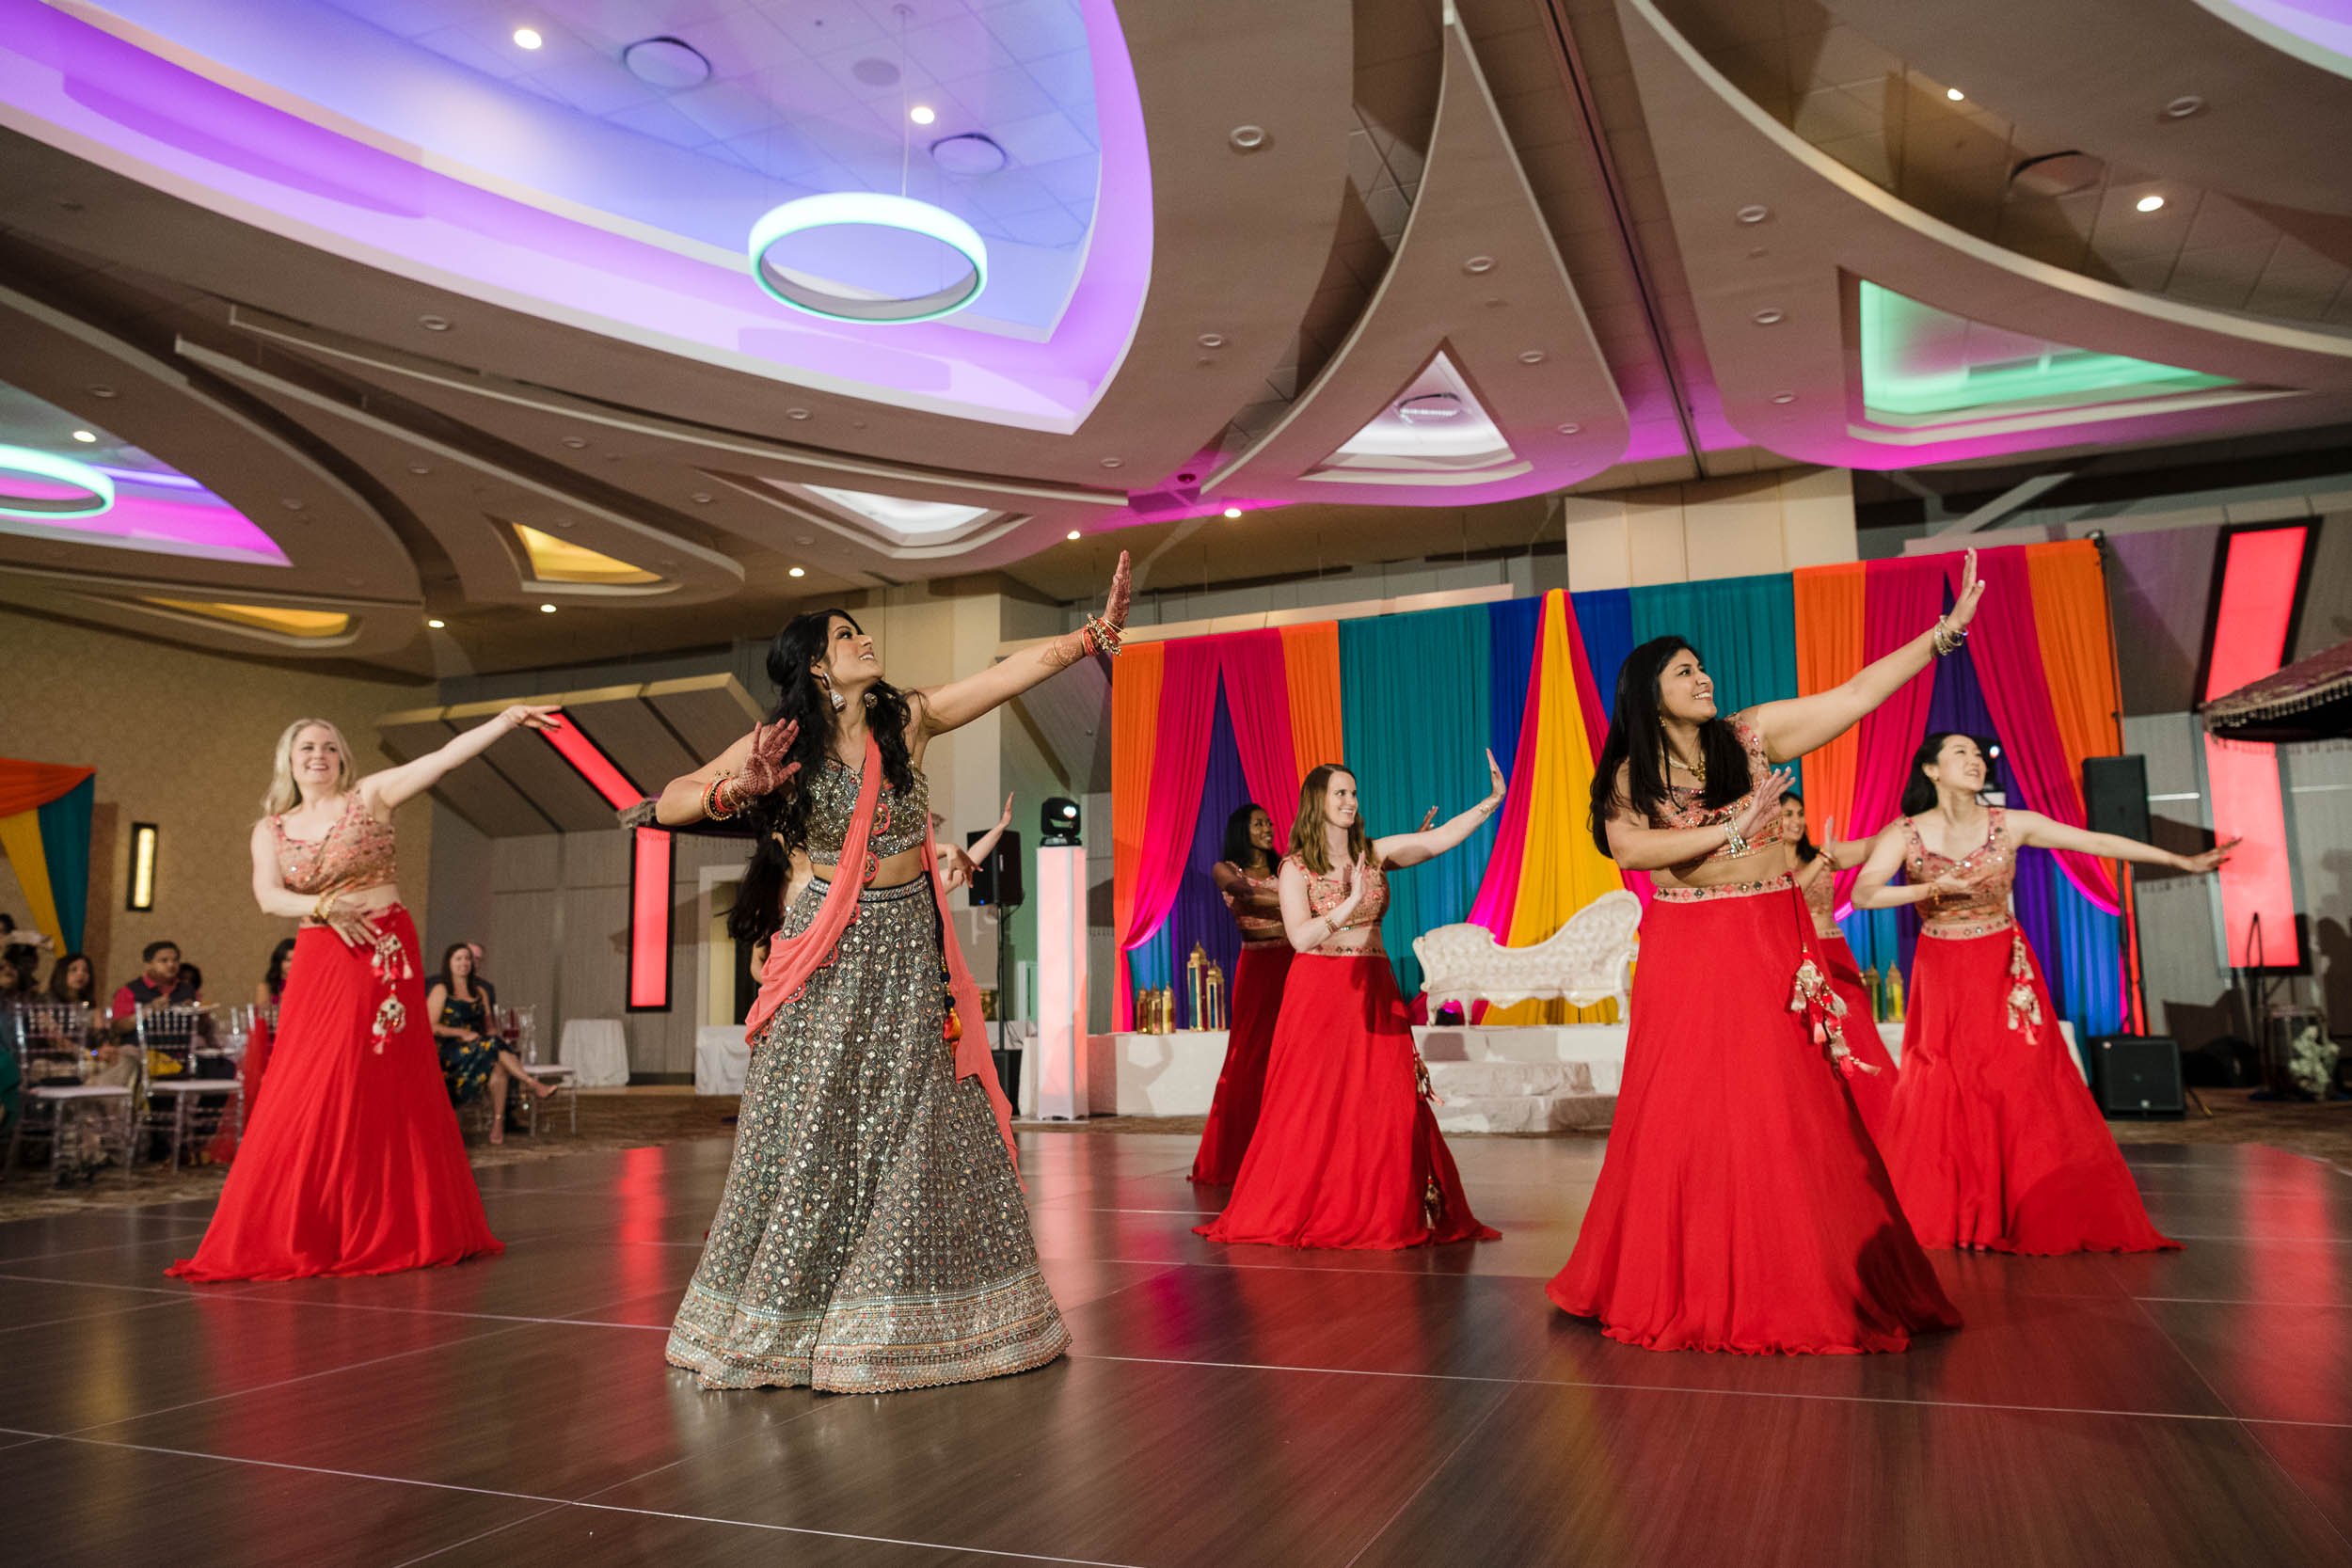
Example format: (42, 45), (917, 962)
(1668, 747), (1705, 785)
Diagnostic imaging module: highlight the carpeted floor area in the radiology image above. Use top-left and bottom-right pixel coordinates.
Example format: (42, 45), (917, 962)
(5, 1086), (2347, 1223)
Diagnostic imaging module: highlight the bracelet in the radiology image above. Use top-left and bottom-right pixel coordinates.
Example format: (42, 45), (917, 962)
(1931, 618), (1967, 657)
(312, 892), (337, 924)
(702, 774), (740, 821)
(1082, 613), (1125, 657)
(1722, 821), (1750, 858)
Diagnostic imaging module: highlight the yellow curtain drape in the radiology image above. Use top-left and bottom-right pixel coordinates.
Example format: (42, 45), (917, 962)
(0, 810), (63, 950)
(1109, 641), (1167, 1028)
(1491, 592), (1626, 1024)
(1792, 562), (1867, 842)
(1279, 622), (1344, 776)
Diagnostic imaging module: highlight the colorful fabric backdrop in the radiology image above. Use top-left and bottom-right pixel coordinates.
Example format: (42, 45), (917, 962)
(0, 758), (96, 953)
(1111, 542), (2131, 1046)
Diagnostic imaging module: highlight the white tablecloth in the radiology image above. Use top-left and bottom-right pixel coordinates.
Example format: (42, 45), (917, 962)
(559, 1018), (629, 1087)
(695, 1024), (749, 1096)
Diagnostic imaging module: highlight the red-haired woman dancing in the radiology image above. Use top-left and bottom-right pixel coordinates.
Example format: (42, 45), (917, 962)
(1851, 732), (2228, 1254)
(1197, 759), (1503, 1250)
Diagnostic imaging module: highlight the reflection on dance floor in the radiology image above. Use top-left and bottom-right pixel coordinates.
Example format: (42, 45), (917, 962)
(2, 1132), (2350, 1564)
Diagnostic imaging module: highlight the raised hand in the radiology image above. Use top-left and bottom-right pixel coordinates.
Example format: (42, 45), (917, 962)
(1485, 747), (1507, 803)
(996, 792), (1015, 830)
(735, 718), (802, 800)
(500, 704), (562, 732)
(1102, 549), (1133, 633)
(2177, 836), (2241, 875)
(1732, 767), (1791, 847)
(1947, 547), (1987, 634)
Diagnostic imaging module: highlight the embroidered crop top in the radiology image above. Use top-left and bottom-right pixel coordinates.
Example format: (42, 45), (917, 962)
(1651, 717), (1784, 865)
(1907, 807), (2016, 940)
(1289, 855), (1391, 953)
(802, 755), (930, 862)
(1222, 869), (1285, 945)
(1797, 857), (1837, 934)
(272, 793), (397, 898)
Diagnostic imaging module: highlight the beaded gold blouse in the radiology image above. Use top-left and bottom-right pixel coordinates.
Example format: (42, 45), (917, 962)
(1222, 869), (1285, 946)
(1652, 717), (1784, 864)
(272, 793), (397, 898)
(1906, 808), (2016, 940)
(1290, 855), (1390, 954)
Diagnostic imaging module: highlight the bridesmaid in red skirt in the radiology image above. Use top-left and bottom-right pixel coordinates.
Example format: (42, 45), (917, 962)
(169, 706), (555, 1282)
(1549, 553), (1988, 1354)
(1851, 733), (2230, 1255)
(1191, 803), (1293, 1184)
(1780, 793), (1900, 1141)
(1197, 759), (1504, 1249)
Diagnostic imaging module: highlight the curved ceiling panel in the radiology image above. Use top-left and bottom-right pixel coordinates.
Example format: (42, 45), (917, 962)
(0, 279), (419, 606)
(1621, 0), (2352, 469)
(1813, 0), (2352, 216)
(1210, 18), (1629, 505)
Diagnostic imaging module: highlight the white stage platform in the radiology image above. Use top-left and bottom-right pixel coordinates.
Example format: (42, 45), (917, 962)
(1078, 1017), (2080, 1132)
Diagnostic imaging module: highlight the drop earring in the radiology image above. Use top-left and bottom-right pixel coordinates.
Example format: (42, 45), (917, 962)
(817, 672), (845, 713)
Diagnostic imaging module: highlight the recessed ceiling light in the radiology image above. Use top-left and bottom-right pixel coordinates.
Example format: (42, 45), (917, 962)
(70, 429), (96, 443)
(513, 27), (543, 50)
(622, 36), (710, 89)
(1946, 87), (1965, 102)
(539, 603), (557, 613)
(1770, 391), (1797, 404)
(910, 104), (936, 125)
(1556, 422), (1581, 435)
(786, 407), (811, 420)
(1223, 506), (1243, 519)
(2164, 95), (2205, 119)
(2136, 194), (2166, 213)
(406, 462), (431, 474)
(930, 133), (1009, 176)
(788, 566), (805, 578)
(426, 618), (446, 628)
(1736, 204), (1770, 224)
(1230, 125), (1268, 151)
(1518, 350), (1546, 364)
(280, 498), (304, 511)
(87, 385), (116, 399)
(691, 492), (713, 504)
(561, 436), (586, 449)
(1463, 256), (1495, 274)
(1752, 308), (1785, 325)
(1099, 457), (1122, 469)
(418, 314), (451, 331)
(1398, 392), (1464, 423)
(1197, 332), (1226, 348)
(1066, 530), (1082, 541)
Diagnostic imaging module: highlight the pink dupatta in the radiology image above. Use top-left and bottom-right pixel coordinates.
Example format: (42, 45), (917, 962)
(740, 734), (1018, 1167)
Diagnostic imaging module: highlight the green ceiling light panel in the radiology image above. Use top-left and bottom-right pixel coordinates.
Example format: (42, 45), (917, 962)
(1856, 280), (2234, 422)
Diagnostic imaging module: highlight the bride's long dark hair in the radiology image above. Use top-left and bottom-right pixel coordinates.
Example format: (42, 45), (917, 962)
(1587, 635), (1751, 857)
(729, 609), (915, 942)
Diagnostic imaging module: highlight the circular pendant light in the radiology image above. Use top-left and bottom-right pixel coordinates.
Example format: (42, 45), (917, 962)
(748, 192), (989, 325)
(0, 443), (116, 519)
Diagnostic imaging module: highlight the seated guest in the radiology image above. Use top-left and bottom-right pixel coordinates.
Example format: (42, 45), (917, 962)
(0, 912), (53, 960)
(46, 952), (98, 1012)
(111, 939), (198, 1024)
(465, 942), (497, 1012)
(427, 942), (552, 1146)
(254, 938), (295, 1012)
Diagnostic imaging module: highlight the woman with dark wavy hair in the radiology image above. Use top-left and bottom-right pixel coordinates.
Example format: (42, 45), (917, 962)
(1189, 802), (1290, 1184)
(653, 555), (1130, 1394)
(1548, 552), (1989, 1355)
(1850, 732), (2229, 1255)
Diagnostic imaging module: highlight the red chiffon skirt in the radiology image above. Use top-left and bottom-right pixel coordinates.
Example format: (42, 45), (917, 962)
(1195, 953), (1497, 1249)
(1881, 927), (2178, 1255)
(1822, 932), (1899, 1142)
(168, 908), (502, 1281)
(1190, 942), (1294, 1184)
(1548, 889), (1961, 1354)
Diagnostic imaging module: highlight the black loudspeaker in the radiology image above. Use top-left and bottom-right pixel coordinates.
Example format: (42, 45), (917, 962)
(2092, 1034), (2185, 1118)
(2082, 755), (2151, 844)
(966, 829), (1024, 908)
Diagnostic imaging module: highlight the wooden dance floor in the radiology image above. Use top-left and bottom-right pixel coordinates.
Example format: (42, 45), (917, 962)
(5, 1131), (2351, 1566)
